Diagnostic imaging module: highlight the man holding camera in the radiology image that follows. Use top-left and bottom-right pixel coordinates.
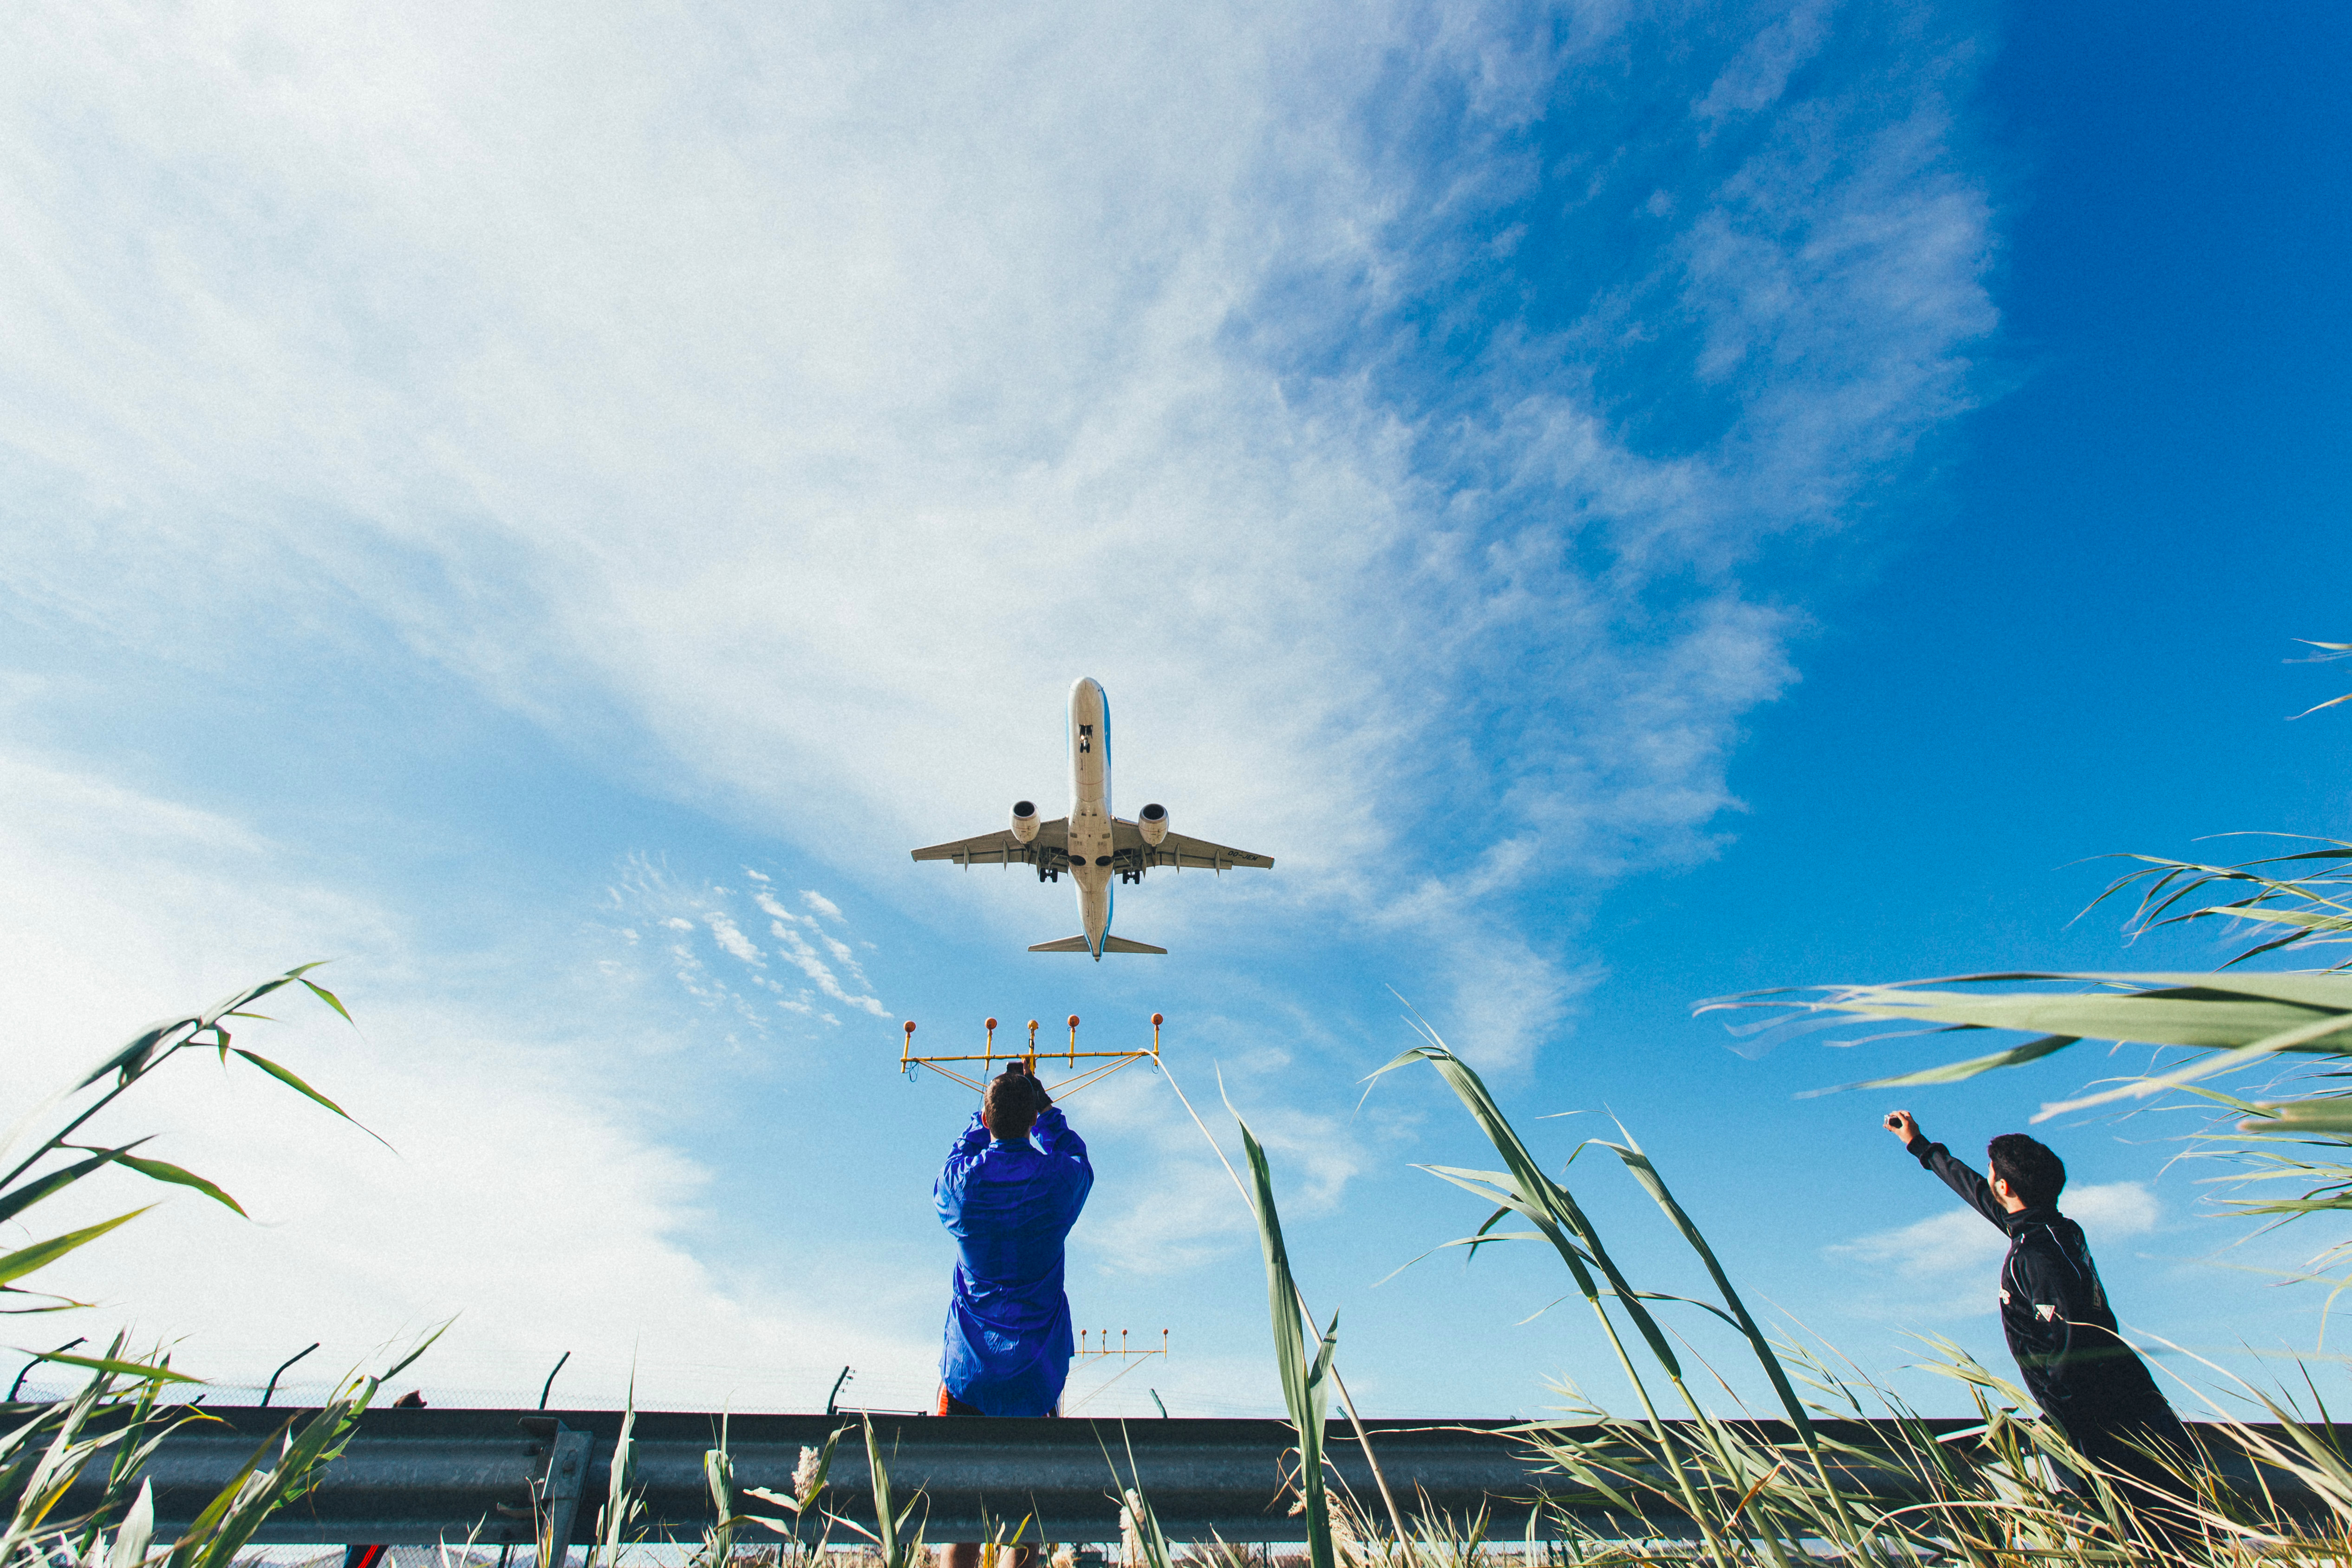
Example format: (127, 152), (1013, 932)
(1883, 1110), (2193, 1519)
(936, 1060), (1094, 1418)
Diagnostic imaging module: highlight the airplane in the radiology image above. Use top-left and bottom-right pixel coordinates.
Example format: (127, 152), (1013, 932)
(910, 677), (1273, 959)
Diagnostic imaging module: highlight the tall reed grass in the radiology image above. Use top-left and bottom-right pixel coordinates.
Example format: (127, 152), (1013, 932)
(0, 966), (425, 1568)
(1208, 1031), (2352, 1568)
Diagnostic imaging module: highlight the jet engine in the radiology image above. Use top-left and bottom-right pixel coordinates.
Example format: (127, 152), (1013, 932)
(1138, 802), (1170, 847)
(1010, 800), (1041, 844)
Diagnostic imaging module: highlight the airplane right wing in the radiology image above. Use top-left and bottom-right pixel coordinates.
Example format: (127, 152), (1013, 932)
(1109, 820), (1274, 871)
(911, 820), (1070, 867)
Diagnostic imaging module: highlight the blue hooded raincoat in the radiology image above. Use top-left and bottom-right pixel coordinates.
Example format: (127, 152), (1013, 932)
(935, 1105), (1093, 1416)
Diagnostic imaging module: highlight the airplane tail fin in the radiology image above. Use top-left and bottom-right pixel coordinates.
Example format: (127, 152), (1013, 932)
(1027, 935), (1167, 954)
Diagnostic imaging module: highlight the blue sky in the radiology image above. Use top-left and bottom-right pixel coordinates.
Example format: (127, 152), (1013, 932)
(2, 0), (2346, 1421)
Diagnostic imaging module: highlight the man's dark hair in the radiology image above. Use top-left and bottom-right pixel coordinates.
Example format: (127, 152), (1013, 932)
(1987, 1133), (2065, 1207)
(983, 1068), (1050, 1140)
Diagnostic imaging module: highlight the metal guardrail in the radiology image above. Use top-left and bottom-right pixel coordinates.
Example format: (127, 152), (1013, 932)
(59, 1407), (2333, 1547)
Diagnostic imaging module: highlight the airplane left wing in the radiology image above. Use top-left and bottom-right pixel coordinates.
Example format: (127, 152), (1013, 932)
(1110, 820), (1274, 871)
(912, 819), (1070, 867)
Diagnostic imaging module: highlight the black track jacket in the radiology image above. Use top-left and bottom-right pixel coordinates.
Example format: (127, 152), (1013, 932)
(1906, 1136), (2177, 1434)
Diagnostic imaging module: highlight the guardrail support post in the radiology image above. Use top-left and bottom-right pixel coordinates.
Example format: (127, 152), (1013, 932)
(517, 1417), (593, 1565)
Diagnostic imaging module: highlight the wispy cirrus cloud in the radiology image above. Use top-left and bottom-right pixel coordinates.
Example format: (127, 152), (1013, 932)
(0, 0), (2012, 1419)
(0, 0), (1996, 1069)
(603, 857), (889, 1032)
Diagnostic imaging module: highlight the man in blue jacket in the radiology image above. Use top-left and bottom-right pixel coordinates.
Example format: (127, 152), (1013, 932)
(935, 1061), (1094, 1420)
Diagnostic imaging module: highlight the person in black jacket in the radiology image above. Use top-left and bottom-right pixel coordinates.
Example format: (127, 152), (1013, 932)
(1883, 1111), (2196, 1517)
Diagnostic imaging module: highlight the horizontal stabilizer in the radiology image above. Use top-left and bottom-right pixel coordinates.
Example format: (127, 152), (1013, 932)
(1027, 935), (1167, 954)
(1102, 935), (1167, 954)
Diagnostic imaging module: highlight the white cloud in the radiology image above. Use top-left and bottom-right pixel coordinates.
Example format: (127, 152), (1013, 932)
(0, 0), (2020, 1425)
(771, 920), (889, 1020)
(0, 0), (1996, 1071)
(704, 911), (764, 966)
(1049, 1054), (1380, 1280)
(1695, 0), (1833, 123)
(0, 747), (934, 1410)
(1831, 1205), (2009, 1284)
(1827, 1182), (2163, 1319)
(603, 858), (887, 1029)
(2064, 1181), (2163, 1238)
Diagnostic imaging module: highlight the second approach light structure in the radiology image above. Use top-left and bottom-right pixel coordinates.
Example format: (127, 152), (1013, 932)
(910, 676), (1272, 958)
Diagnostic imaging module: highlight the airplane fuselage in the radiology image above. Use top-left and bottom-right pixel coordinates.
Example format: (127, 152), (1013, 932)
(1065, 677), (1115, 955)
